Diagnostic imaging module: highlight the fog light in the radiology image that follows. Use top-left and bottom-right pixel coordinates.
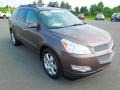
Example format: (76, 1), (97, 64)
(71, 65), (91, 72)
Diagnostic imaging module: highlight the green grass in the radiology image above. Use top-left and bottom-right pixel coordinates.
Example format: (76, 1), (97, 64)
(85, 16), (110, 21)
(85, 16), (95, 20)
(105, 17), (110, 21)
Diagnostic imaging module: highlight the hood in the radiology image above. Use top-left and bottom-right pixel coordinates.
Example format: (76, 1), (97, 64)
(50, 24), (111, 47)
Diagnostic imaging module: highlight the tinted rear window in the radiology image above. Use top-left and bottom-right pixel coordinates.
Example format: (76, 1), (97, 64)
(16, 9), (27, 23)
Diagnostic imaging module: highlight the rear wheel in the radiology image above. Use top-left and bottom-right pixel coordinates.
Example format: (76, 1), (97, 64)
(10, 31), (21, 46)
(41, 49), (62, 79)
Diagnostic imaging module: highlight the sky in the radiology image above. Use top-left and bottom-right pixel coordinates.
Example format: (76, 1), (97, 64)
(0, 0), (120, 8)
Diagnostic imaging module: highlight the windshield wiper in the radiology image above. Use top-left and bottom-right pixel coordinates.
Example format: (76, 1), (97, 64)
(50, 23), (84, 29)
(50, 26), (65, 29)
(71, 23), (83, 26)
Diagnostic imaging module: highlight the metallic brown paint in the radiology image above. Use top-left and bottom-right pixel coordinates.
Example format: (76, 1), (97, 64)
(9, 6), (114, 79)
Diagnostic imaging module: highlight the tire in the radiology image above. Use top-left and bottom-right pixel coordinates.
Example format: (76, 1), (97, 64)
(64, 76), (79, 81)
(114, 18), (117, 22)
(3, 15), (7, 19)
(41, 49), (62, 79)
(10, 31), (21, 46)
(111, 19), (116, 22)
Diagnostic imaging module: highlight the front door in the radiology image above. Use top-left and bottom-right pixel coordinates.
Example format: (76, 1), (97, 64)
(24, 10), (43, 49)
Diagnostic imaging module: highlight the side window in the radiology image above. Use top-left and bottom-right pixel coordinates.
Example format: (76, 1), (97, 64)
(26, 10), (38, 25)
(16, 9), (27, 23)
(12, 8), (19, 19)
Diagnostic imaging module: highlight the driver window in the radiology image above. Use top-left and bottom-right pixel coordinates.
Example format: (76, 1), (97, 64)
(26, 10), (38, 25)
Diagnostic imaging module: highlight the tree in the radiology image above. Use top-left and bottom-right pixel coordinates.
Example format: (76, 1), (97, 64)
(90, 2), (105, 16)
(80, 7), (84, 13)
(48, 1), (59, 7)
(96, 2), (104, 13)
(103, 7), (112, 17)
(90, 4), (97, 16)
(60, 1), (71, 10)
(112, 5), (120, 13)
(33, 1), (36, 5)
(65, 2), (71, 10)
(60, 1), (66, 9)
(5, 5), (9, 8)
(73, 6), (80, 16)
(37, 0), (43, 6)
(80, 6), (89, 16)
(98, 2), (104, 9)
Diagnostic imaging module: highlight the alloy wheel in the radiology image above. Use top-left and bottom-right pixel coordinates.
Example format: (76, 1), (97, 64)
(43, 53), (57, 76)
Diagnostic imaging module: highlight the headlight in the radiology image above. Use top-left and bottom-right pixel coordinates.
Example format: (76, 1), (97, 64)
(61, 39), (91, 54)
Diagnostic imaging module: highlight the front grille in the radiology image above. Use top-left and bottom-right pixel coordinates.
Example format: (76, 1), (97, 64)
(97, 54), (112, 64)
(94, 41), (113, 52)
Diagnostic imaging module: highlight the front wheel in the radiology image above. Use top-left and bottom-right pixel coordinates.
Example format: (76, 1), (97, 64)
(41, 49), (62, 79)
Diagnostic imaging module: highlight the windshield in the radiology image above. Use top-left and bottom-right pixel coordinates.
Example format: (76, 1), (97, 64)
(39, 10), (84, 29)
(79, 13), (84, 17)
(97, 13), (104, 17)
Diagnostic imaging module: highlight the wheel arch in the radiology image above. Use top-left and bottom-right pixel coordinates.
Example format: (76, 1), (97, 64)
(39, 44), (59, 60)
(39, 44), (63, 71)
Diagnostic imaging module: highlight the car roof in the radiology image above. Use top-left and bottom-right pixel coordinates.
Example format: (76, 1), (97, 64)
(112, 13), (120, 15)
(38, 7), (64, 10)
(113, 13), (120, 14)
(19, 4), (65, 11)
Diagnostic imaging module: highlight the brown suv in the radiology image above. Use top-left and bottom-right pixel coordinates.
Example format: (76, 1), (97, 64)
(9, 5), (114, 80)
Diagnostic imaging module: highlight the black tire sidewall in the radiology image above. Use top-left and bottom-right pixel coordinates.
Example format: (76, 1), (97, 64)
(10, 32), (16, 45)
(41, 49), (62, 79)
(3, 15), (7, 19)
(10, 31), (21, 46)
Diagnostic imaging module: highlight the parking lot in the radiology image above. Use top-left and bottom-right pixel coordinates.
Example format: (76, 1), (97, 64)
(0, 19), (120, 90)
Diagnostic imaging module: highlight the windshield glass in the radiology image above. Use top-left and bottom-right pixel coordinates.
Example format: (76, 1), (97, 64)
(39, 10), (83, 29)
(79, 13), (84, 17)
(97, 13), (104, 17)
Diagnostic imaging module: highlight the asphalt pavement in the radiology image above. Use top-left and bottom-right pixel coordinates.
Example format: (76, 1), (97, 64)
(0, 19), (120, 90)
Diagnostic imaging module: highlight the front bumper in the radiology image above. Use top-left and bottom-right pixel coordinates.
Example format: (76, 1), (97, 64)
(64, 63), (111, 79)
(95, 18), (104, 20)
(58, 49), (114, 79)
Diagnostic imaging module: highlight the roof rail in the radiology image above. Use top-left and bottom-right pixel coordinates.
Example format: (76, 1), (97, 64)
(19, 4), (37, 8)
(19, 4), (50, 9)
